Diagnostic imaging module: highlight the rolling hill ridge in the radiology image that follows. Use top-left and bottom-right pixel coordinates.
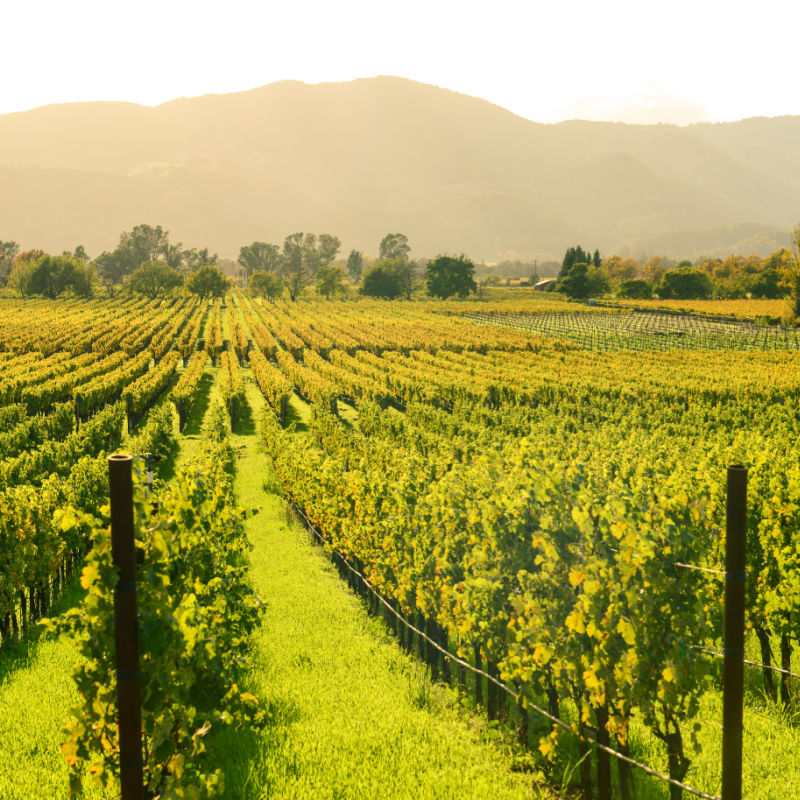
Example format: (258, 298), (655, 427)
(0, 77), (798, 261)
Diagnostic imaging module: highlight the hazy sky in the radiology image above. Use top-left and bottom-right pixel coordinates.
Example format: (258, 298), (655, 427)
(3, 0), (799, 124)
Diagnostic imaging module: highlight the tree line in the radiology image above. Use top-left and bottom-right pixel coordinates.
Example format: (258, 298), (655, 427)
(240, 231), (478, 301)
(12, 221), (797, 307)
(0, 225), (230, 300)
(555, 233), (800, 306)
(0, 226), (480, 302)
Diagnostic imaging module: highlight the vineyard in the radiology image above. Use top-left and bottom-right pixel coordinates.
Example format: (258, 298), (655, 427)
(466, 308), (800, 352)
(1, 290), (800, 799)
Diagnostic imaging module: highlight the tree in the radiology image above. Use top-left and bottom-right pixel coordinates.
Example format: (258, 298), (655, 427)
(617, 279), (653, 299)
(379, 233), (410, 261)
(557, 262), (609, 299)
(93, 250), (128, 297)
(119, 224), (176, 270)
(658, 268), (713, 300)
(748, 269), (784, 299)
(73, 245), (89, 262)
(763, 247), (795, 275)
(11, 253), (92, 298)
(376, 233), (416, 298)
(316, 265), (346, 299)
(559, 245), (592, 280)
(12, 249), (44, 270)
(360, 263), (404, 299)
(602, 254), (639, 284)
(0, 240), (19, 286)
(317, 234), (341, 268)
(187, 265), (230, 298)
(425, 254), (477, 299)
(128, 261), (183, 299)
(277, 232), (333, 301)
(346, 249), (364, 282)
(238, 242), (281, 286)
(557, 260), (589, 299)
(394, 258), (418, 300)
(643, 256), (668, 285)
(249, 270), (284, 300)
(784, 223), (800, 323)
(182, 247), (218, 273)
(279, 232), (311, 301)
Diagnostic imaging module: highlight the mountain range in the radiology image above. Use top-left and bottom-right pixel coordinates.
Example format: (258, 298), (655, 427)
(0, 77), (798, 262)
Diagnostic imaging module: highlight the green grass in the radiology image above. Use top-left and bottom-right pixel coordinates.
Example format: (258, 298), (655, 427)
(0, 585), (111, 800)
(615, 682), (800, 800)
(207, 375), (552, 799)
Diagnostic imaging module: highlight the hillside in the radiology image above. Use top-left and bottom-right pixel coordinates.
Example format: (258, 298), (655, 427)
(0, 77), (797, 260)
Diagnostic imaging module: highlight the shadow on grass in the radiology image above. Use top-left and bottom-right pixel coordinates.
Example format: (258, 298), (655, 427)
(182, 371), (215, 438)
(207, 693), (302, 799)
(0, 576), (84, 685)
(155, 434), (181, 483)
(283, 396), (309, 433)
(233, 390), (256, 436)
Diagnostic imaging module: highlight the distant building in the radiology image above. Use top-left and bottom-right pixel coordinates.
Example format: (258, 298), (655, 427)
(534, 279), (557, 292)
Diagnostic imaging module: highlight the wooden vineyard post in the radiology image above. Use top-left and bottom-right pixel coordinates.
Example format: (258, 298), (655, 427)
(108, 454), (145, 800)
(722, 464), (747, 800)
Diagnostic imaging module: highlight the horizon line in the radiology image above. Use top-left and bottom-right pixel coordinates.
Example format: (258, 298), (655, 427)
(0, 76), (797, 128)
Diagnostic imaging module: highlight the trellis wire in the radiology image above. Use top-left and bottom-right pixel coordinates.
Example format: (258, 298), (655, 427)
(692, 645), (800, 680)
(607, 545), (725, 577)
(674, 562), (726, 576)
(464, 310), (800, 354)
(293, 502), (721, 800)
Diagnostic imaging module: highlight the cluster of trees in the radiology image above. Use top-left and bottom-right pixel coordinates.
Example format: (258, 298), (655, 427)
(126, 262), (229, 299)
(2, 226), (481, 302)
(10, 252), (93, 298)
(356, 233), (415, 300)
(238, 233), (342, 301)
(95, 225), (220, 297)
(357, 237), (477, 300)
(2, 225), (230, 300)
(242, 231), (478, 302)
(556, 233), (800, 306)
(558, 246), (602, 279)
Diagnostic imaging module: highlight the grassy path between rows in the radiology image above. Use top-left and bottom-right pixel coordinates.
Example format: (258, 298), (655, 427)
(0, 580), (109, 800)
(0, 369), (547, 800)
(211, 376), (548, 799)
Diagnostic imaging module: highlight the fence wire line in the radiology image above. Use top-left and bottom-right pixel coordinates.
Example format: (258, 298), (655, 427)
(691, 645), (800, 680)
(292, 503), (721, 800)
(673, 562), (726, 576)
(606, 546), (725, 578)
